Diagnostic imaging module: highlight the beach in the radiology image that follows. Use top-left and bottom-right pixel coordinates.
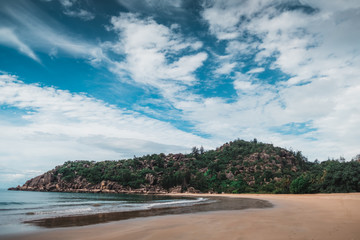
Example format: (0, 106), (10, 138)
(3, 193), (360, 240)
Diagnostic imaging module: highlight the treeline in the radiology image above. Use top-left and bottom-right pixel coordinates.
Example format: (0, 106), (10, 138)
(54, 139), (360, 194)
(290, 160), (360, 193)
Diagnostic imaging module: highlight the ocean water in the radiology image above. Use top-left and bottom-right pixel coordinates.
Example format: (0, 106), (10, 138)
(0, 189), (206, 236)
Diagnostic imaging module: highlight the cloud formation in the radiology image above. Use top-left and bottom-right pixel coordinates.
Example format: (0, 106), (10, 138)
(192, 0), (360, 160)
(0, 1), (102, 62)
(0, 0), (359, 187)
(0, 73), (209, 187)
(0, 28), (40, 62)
(107, 13), (207, 98)
(59, 0), (95, 21)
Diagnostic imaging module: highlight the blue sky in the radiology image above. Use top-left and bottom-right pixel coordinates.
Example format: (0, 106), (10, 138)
(0, 0), (360, 188)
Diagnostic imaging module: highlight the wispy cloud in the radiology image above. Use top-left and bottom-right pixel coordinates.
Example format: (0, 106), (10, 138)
(1, 1), (101, 61)
(117, 0), (187, 18)
(59, 0), (75, 8)
(0, 28), (40, 62)
(64, 9), (95, 21)
(60, 0), (95, 21)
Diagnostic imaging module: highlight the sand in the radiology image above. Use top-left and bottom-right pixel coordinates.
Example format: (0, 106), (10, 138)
(3, 193), (360, 240)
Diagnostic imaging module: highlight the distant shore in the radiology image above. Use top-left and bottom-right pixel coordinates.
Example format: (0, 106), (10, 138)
(2, 193), (360, 240)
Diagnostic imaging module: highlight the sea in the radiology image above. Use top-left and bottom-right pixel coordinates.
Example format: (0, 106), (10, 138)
(0, 189), (207, 236)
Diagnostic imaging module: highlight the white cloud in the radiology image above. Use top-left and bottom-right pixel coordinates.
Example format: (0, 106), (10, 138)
(64, 9), (95, 21)
(0, 168), (43, 188)
(108, 13), (207, 97)
(201, 0), (269, 40)
(1, 0), (359, 192)
(187, 0), (360, 161)
(232, 72), (259, 92)
(233, 80), (257, 91)
(59, 0), (75, 8)
(0, 74), (211, 187)
(0, 28), (40, 62)
(300, 0), (360, 12)
(100, 3), (360, 162)
(215, 62), (237, 75)
(59, 0), (95, 21)
(117, 0), (186, 17)
(2, 1), (102, 62)
(225, 40), (257, 56)
(247, 67), (265, 74)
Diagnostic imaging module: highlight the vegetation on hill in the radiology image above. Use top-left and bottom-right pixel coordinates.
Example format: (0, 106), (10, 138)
(290, 159), (360, 193)
(48, 139), (360, 194)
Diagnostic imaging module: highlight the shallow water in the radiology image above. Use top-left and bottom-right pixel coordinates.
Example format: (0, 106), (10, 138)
(27, 196), (272, 229)
(0, 189), (205, 236)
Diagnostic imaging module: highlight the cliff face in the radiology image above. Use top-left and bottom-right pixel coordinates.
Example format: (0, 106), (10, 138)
(9, 139), (307, 194)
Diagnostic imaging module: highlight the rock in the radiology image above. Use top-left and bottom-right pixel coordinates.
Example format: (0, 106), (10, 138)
(100, 180), (107, 190)
(169, 186), (182, 193)
(186, 187), (199, 194)
(225, 171), (235, 180)
(145, 173), (155, 185)
(46, 184), (57, 191)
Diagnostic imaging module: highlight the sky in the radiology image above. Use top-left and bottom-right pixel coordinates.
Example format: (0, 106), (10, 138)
(0, 0), (359, 188)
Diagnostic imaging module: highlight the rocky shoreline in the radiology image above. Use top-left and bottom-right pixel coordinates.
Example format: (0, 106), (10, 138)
(8, 170), (200, 194)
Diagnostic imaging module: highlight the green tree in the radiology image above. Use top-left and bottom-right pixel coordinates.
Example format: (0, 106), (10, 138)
(290, 175), (310, 194)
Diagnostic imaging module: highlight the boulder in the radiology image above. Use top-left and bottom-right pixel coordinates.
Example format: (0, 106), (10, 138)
(169, 186), (182, 193)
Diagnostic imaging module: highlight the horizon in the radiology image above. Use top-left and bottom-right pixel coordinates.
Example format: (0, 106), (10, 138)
(0, 0), (359, 188)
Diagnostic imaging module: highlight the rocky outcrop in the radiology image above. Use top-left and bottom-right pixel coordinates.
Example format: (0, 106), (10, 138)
(9, 170), (192, 194)
(9, 166), (203, 194)
(9, 139), (308, 194)
(9, 171), (199, 194)
(9, 170), (166, 194)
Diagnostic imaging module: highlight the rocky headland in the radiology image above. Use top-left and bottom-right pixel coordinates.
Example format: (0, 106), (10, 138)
(9, 139), (360, 194)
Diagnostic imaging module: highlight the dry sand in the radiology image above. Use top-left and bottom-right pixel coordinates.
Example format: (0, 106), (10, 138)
(3, 193), (360, 240)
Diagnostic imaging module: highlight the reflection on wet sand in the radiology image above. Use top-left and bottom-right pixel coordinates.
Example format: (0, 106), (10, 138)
(26, 197), (272, 228)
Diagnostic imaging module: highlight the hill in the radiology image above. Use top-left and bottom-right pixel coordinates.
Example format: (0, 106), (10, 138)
(9, 139), (360, 194)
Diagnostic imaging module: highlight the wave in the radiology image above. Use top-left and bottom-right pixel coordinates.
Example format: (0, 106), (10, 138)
(33, 207), (94, 216)
(0, 201), (27, 206)
(22, 198), (209, 218)
(147, 197), (210, 209)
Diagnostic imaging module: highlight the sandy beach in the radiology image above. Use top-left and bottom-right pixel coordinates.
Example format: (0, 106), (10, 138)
(3, 193), (360, 240)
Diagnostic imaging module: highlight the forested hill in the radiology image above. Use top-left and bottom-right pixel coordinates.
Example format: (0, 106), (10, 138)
(10, 139), (360, 194)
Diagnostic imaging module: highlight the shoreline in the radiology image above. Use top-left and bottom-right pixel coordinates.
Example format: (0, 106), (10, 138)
(24, 195), (272, 228)
(2, 193), (360, 240)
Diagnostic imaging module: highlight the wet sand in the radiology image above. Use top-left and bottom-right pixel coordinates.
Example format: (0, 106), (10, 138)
(2, 193), (360, 240)
(24, 196), (271, 228)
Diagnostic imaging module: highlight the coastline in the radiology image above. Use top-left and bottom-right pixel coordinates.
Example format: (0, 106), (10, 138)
(24, 196), (271, 228)
(2, 193), (360, 240)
